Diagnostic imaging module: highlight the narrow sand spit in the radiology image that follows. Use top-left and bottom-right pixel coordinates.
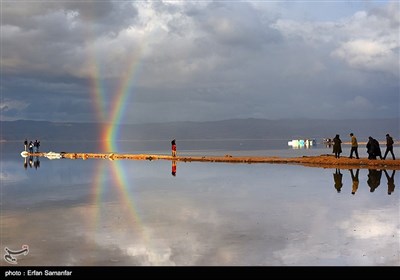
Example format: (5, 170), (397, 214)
(28, 152), (400, 170)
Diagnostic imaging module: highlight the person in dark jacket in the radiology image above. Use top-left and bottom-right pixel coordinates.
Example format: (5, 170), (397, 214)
(383, 134), (395, 160)
(366, 137), (382, 159)
(332, 134), (342, 158)
(373, 138), (383, 160)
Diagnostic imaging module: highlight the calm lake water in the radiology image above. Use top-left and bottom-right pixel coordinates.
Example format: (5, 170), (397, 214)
(1, 141), (399, 266)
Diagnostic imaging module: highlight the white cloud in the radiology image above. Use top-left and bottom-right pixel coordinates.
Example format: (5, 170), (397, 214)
(332, 39), (398, 75)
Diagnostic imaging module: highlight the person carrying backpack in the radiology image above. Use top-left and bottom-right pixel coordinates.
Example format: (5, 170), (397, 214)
(383, 134), (395, 160)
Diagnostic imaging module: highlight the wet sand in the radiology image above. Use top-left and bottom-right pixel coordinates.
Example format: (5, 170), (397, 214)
(27, 152), (400, 170)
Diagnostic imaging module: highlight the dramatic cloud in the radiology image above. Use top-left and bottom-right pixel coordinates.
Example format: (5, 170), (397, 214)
(1, 1), (399, 123)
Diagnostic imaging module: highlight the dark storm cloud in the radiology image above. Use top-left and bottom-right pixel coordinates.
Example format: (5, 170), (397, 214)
(1, 1), (398, 123)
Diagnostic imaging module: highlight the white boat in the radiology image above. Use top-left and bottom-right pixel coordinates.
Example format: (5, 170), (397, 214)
(288, 139), (316, 148)
(44, 152), (62, 160)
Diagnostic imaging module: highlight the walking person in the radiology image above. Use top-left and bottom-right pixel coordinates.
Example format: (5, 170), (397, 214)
(383, 134), (395, 160)
(367, 137), (382, 159)
(171, 139), (177, 157)
(332, 134), (342, 158)
(24, 139), (28, 151)
(349, 133), (359, 159)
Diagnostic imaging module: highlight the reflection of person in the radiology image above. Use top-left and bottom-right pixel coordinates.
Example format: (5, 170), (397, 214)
(332, 135), (342, 158)
(350, 169), (359, 195)
(383, 134), (395, 160)
(333, 169), (343, 193)
(367, 169), (382, 192)
(23, 157), (28, 169)
(171, 160), (177, 177)
(384, 170), (395, 195)
(24, 139), (28, 151)
(34, 157), (40, 170)
(349, 133), (359, 159)
(29, 156), (34, 168)
(171, 139), (177, 157)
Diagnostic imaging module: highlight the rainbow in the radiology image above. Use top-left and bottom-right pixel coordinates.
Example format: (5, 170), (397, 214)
(86, 27), (148, 244)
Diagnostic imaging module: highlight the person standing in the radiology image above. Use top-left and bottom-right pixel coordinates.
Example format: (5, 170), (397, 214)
(171, 139), (177, 157)
(24, 139), (28, 151)
(349, 133), (359, 159)
(383, 134), (395, 160)
(29, 141), (34, 153)
(332, 134), (342, 158)
(34, 140), (38, 153)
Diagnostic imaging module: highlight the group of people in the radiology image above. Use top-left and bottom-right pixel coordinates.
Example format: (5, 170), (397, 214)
(332, 133), (395, 160)
(333, 169), (395, 195)
(24, 139), (41, 153)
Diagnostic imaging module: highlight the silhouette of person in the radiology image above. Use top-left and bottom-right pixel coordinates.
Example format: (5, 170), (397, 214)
(332, 135), (342, 158)
(349, 133), (359, 159)
(171, 139), (177, 157)
(34, 140), (40, 153)
(28, 141), (34, 153)
(350, 169), (359, 195)
(383, 134), (395, 160)
(366, 137), (382, 159)
(333, 169), (343, 193)
(367, 169), (382, 192)
(24, 139), (28, 151)
(384, 170), (395, 195)
(171, 160), (177, 177)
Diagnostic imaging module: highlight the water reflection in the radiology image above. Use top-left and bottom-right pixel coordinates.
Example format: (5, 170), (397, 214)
(332, 168), (395, 195)
(3, 154), (399, 266)
(384, 170), (396, 195)
(367, 169), (382, 193)
(24, 156), (40, 170)
(333, 169), (343, 193)
(350, 169), (359, 195)
(171, 160), (177, 177)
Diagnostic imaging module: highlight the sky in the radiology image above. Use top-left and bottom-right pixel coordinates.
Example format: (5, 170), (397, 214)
(1, 0), (399, 124)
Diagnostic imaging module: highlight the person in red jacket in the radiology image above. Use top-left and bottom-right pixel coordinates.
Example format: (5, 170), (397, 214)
(171, 139), (177, 157)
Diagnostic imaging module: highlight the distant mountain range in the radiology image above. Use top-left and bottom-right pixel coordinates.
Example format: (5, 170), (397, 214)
(1, 118), (399, 142)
